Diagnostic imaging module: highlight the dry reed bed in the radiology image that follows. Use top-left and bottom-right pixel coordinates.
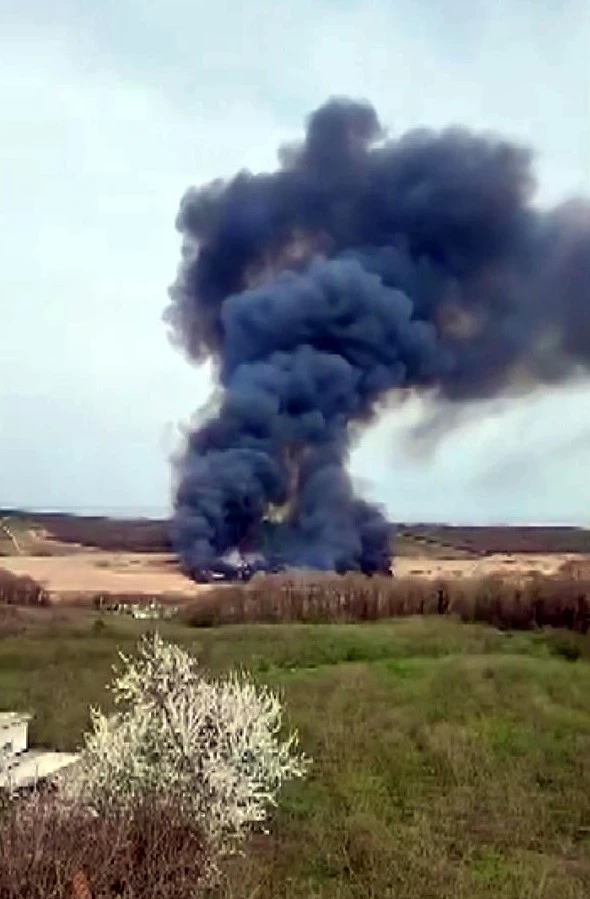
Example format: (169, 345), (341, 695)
(3, 565), (590, 634)
(0, 568), (49, 606)
(184, 573), (590, 632)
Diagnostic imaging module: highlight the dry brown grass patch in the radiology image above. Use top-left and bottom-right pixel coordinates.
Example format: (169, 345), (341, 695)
(0, 793), (211, 899)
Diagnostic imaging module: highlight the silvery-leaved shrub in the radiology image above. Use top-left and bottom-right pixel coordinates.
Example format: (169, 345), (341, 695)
(69, 632), (309, 848)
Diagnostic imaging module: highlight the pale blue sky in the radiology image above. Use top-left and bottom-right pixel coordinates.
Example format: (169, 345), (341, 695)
(1, 0), (589, 523)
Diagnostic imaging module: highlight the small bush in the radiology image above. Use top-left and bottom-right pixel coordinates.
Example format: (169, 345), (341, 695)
(90, 617), (108, 635)
(548, 635), (582, 662)
(68, 633), (309, 850)
(0, 568), (49, 606)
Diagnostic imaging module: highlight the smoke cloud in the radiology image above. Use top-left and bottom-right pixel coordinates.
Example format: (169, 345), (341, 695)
(165, 97), (590, 577)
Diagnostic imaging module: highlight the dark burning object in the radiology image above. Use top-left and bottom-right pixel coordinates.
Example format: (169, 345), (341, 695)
(165, 97), (590, 581)
(187, 539), (287, 583)
(189, 558), (392, 584)
(189, 559), (259, 584)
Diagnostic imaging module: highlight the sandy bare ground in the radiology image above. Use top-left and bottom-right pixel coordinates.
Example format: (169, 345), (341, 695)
(2, 550), (590, 600)
(0, 553), (201, 598)
(393, 553), (588, 580)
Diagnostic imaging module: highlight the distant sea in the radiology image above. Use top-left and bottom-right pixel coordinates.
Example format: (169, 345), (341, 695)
(5, 506), (171, 520)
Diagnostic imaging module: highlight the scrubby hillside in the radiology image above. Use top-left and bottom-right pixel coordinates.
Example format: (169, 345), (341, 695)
(1, 614), (590, 898)
(2, 511), (589, 557)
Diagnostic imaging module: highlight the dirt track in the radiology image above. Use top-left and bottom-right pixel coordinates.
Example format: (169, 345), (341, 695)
(2, 550), (589, 600)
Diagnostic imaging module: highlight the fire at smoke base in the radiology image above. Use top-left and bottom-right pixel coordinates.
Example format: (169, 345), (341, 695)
(165, 97), (590, 581)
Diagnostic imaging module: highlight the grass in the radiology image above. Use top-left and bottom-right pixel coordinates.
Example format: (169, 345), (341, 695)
(2, 613), (590, 897)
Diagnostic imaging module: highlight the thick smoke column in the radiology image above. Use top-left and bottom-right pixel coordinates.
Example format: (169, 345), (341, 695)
(166, 97), (590, 577)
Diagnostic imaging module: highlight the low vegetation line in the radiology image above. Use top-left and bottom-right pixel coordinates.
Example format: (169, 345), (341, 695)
(3, 565), (590, 635)
(183, 572), (590, 632)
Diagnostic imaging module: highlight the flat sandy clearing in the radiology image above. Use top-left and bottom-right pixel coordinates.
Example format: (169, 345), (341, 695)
(2, 550), (589, 599)
(394, 553), (587, 580)
(1, 553), (199, 598)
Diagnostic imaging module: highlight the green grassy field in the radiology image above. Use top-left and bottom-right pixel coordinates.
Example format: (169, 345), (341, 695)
(2, 613), (590, 898)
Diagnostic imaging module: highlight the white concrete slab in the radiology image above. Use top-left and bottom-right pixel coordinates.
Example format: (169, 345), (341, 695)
(0, 749), (80, 790)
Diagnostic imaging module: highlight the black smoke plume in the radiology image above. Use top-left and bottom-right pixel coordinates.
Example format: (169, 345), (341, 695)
(165, 97), (590, 578)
